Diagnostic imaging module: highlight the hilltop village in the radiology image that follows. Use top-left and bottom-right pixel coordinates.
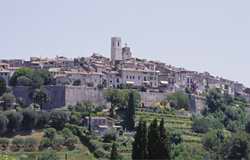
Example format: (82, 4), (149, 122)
(1, 37), (250, 103)
(0, 37), (250, 159)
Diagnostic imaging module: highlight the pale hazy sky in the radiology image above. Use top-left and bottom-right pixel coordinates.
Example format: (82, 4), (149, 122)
(0, 0), (250, 86)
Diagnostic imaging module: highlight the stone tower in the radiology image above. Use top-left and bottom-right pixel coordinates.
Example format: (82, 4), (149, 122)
(111, 37), (122, 64)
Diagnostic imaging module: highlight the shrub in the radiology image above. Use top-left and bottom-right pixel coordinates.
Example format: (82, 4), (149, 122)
(44, 128), (57, 140)
(22, 109), (37, 131)
(94, 147), (110, 158)
(192, 117), (210, 133)
(11, 138), (25, 151)
(49, 111), (70, 130)
(38, 150), (59, 160)
(24, 137), (38, 152)
(61, 128), (73, 139)
(103, 129), (117, 143)
(202, 130), (225, 152)
(167, 91), (189, 110)
(6, 111), (23, 133)
(39, 138), (51, 150)
(245, 120), (250, 133)
(52, 136), (64, 151)
(36, 111), (50, 129)
(0, 138), (9, 151)
(170, 130), (183, 145)
(0, 114), (9, 135)
(64, 136), (79, 150)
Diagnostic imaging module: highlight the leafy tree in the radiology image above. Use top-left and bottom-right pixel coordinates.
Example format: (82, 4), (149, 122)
(110, 142), (120, 160)
(206, 88), (224, 113)
(0, 78), (7, 96)
(44, 128), (57, 140)
(16, 76), (32, 86)
(192, 116), (210, 133)
(49, 111), (70, 130)
(202, 129), (226, 159)
(222, 131), (250, 160)
(132, 120), (148, 160)
(22, 109), (37, 131)
(158, 118), (171, 160)
(6, 111), (23, 133)
(62, 128), (73, 139)
(148, 119), (160, 159)
(105, 89), (128, 117)
(64, 136), (78, 150)
(0, 93), (16, 110)
(32, 89), (49, 110)
(9, 68), (33, 86)
(36, 111), (50, 129)
(35, 69), (55, 85)
(167, 91), (189, 110)
(0, 114), (9, 135)
(171, 143), (206, 160)
(10, 68), (55, 87)
(245, 119), (250, 134)
(170, 130), (183, 145)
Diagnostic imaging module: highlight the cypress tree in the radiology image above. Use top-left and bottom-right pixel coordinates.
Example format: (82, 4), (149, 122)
(110, 142), (119, 160)
(148, 118), (160, 159)
(126, 91), (136, 131)
(132, 120), (148, 159)
(158, 118), (171, 160)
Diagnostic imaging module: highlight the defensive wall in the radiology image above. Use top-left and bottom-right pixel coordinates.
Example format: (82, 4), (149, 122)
(12, 86), (206, 113)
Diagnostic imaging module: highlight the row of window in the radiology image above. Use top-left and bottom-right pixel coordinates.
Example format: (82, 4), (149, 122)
(126, 75), (157, 81)
(0, 73), (8, 76)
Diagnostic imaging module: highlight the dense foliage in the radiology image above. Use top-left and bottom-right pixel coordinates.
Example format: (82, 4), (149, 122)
(167, 91), (189, 110)
(9, 68), (55, 87)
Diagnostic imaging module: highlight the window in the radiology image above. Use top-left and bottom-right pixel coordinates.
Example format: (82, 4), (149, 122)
(118, 42), (120, 46)
(117, 79), (119, 83)
(133, 76), (135, 79)
(138, 76), (140, 80)
(126, 75), (129, 79)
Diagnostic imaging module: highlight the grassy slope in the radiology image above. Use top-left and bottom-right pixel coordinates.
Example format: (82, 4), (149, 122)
(2, 131), (95, 160)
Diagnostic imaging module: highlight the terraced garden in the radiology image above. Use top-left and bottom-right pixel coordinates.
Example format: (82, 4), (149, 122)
(136, 111), (203, 144)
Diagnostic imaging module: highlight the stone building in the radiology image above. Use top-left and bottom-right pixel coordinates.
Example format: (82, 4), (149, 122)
(111, 37), (122, 64)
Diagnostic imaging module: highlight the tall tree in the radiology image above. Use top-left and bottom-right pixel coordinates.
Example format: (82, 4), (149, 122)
(222, 131), (250, 160)
(206, 88), (224, 113)
(0, 78), (7, 96)
(132, 120), (148, 160)
(110, 142), (119, 160)
(0, 93), (16, 110)
(6, 111), (23, 133)
(49, 111), (70, 130)
(32, 89), (49, 110)
(158, 118), (171, 160)
(126, 91), (136, 131)
(148, 119), (160, 159)
(22, 109), (37, 131)
(0, 114), (9, 135)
